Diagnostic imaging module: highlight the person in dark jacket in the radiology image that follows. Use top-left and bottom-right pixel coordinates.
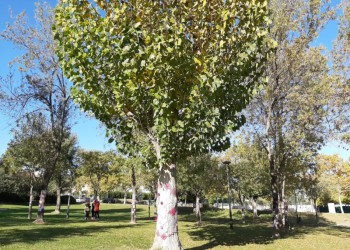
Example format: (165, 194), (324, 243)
(91, 200), (95, 219)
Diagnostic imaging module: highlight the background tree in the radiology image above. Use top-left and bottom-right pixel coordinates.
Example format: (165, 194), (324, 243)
(1, 114), (56, 220)
(100, 153), (124, 200)
(124, 156), (143, 224)
(316, 154), (350, 213)
(203, 159), (227, 209)
(223, 136), (270, 220)
(76, 150), (112, 200)
(243, 0), (335, 237)
(178, 154), (218, 225)
(116, 164), (132, 205)
(1, 2), (72, 223)
(55, 0), (272, 248)
(52, 135), (78, 214)
(139, 160), (158, 219)
(330, 0), (350, 144)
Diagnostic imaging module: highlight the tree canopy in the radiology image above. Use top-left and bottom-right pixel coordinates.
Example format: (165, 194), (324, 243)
(54, 0), (273, 162)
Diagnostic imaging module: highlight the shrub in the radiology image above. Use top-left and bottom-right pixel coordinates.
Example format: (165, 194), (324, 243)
(61, 195), (76, 204)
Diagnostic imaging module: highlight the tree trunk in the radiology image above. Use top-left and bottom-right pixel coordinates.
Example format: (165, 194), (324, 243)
(55, 187), (62, 214)
(216, 195), (219, 208)
(151, 163), (182, 250)
(314, 198), (318, 224)
(28, 184), (33, 220)
(195, 195), (201, 225)
(221, 197), (223, 209)
(295, 192), (299, 223)
(241, 208), (245, 223)
(66, 189), (72, 219)
(339, 193), (344, 214)
(252, 196), (258, 218)
(34, 189), (47, 224)
(124, 190), (127, 204)
(94, 188), (100, 201)
(281, 176), (288, 227)
(184, 194), (187, 207)
(148, 194), (151, 220)
(131, 165), (137, 224)
(154, 192), (158, 218)
(271, 172), (280, 238)
(238, 192), (245, 224)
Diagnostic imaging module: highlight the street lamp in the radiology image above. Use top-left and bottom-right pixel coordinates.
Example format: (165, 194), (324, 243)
(222, 160), (233, 229)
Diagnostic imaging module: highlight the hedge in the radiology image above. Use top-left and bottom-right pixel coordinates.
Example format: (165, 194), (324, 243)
(0, 192), (75, 204)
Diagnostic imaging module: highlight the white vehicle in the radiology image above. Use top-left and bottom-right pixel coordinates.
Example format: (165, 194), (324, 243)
(76, 197), (90, 203)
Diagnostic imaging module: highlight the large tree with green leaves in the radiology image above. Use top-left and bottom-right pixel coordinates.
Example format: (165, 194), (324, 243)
(54, 0), (272, 248)
(1, 2), (72, 223)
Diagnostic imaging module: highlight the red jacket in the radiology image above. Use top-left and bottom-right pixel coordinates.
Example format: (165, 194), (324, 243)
(94, 201), (100, 212)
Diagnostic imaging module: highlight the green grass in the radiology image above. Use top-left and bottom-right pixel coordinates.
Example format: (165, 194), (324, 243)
(0, 203), (349, 249)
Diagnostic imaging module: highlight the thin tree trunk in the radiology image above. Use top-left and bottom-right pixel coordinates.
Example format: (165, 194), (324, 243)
(195, 194), (201, 225)
(281, 176), (288, 227)
(238, 192), (245, 224)
(295, 192), (299, 223)
(221, 196), (223, 209)
(151, 163), (182, 250)
(66, 188), (72, 219)
(314, 199), (318, 224)
(271, 172), (280, 238)
(241, 208), (245, 223)
(252, 196), (258, 218)
(264, 95), (280, 237)
(34, 189), (47, 224)
(154, 191), (158, 218)
(124, 190), (127, 204)
(184, 194), (187, 207)
(131, 165), (137, 224)
(28, 184), (33, 220)
(216, 195), (219, 208)
(55, 186), (62, 214)
(96, 180), (100, 201)
(339, 193), (344, 214)
(148, 193), (151, 220)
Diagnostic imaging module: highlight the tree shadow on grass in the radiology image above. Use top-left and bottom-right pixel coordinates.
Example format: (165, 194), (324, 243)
(185, 212), (350, 249)
(185, 221), (273, 249)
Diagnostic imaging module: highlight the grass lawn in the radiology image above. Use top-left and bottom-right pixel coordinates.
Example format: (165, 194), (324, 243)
(0, 203), (349, 249)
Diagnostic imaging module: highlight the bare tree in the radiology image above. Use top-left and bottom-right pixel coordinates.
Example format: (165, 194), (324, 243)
(1, 2), (72, 223)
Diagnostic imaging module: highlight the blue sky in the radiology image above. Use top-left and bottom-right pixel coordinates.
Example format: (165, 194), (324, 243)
(0, 0), (349, 159)
(0, 0), (114, 154)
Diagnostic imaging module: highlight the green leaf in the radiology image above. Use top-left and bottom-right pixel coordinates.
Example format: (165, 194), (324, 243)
(194, 57), (201, 65)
